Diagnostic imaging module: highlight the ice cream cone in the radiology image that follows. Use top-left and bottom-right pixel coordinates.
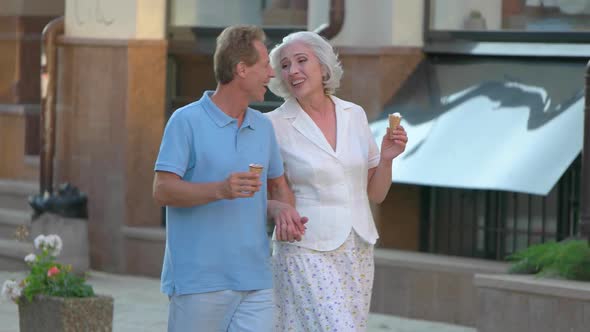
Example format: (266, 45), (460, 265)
(388, 113), (402, 139)
(388, 113), (401, 130)
(249, 163), (264, 174)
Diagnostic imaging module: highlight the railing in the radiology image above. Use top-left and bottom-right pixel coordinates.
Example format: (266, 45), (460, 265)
(39, 16), (64, 196)
(426, 157), (581, 260)
(314, 0), (344, 40)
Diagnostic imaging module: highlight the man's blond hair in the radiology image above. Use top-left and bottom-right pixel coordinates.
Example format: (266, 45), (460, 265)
(214, 25), (266, 84)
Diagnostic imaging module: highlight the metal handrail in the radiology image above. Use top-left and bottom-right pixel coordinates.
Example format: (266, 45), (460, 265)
(313, 0), (344, 40)
(581, 59), (590, 244)
(40, 16), (64, 195)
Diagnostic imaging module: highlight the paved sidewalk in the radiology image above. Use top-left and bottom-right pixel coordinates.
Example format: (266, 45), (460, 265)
(0, 271), (475, 332)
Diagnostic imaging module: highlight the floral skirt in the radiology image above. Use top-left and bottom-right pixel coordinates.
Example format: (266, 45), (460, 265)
(272, 230), (374, 332)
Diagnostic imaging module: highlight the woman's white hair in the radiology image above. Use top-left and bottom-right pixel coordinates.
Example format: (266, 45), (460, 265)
(268, 31), (343, 99)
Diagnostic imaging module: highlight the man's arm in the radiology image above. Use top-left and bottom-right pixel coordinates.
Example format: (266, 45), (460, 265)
(267, 175), (307, 242)
(153, 171), (261, 207)
(267, 174), (295, 206)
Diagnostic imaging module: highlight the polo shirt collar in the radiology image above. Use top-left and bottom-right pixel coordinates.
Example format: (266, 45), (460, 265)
(201, 91), (256, 130)
(242, 108), (256, 130)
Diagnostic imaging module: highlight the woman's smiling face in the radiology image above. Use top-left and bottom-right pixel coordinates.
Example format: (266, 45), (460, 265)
(279, 42), (325, 100)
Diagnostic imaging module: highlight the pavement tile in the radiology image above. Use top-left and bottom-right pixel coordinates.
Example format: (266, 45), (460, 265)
(1, 270), (475, 332)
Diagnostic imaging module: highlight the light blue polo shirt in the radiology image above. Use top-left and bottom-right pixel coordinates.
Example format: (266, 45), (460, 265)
(155, 91), (284, 296)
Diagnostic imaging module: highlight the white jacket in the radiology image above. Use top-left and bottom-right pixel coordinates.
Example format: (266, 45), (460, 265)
(266, 96), (380, 251)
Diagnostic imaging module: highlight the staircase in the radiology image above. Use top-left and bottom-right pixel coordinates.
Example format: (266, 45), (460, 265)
(0, 179), (36, 270)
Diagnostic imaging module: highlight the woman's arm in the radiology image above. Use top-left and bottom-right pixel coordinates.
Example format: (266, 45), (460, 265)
(367, 159), (393, 204)
(367, 126), (408, 203)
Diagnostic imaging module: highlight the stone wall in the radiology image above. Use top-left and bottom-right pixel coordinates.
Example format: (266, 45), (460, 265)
(371, 249), (508, 327)
(476, 274), (590, 332)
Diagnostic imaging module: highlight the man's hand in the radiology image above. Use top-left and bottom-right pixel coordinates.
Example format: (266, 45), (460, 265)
(218, 172), (262, 199)
(269, 201), (308, 242)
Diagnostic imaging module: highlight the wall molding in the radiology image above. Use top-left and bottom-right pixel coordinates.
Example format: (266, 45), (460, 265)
(58, 36), (166, 48)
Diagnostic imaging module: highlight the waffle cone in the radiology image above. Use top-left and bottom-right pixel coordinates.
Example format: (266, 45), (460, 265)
(389, 114), (401, 129)
(249, 164), (264, 174)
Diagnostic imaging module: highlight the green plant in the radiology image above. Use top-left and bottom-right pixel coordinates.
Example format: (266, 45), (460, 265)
(508, 240), (590, 281)
(1, 234), (94, 303)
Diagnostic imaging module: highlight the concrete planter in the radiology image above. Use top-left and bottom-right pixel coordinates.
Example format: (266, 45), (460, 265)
(475, 274), (590, 332)
(18, 295), (113, 332)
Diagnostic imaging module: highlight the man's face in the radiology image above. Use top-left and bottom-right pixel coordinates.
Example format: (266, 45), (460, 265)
(243, 40), (275, 102)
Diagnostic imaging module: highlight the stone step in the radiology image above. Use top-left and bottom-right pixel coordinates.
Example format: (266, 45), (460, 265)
(0, 208), (32, 240)
(0, 238), (33, 271)
(0, 179), (38, 211)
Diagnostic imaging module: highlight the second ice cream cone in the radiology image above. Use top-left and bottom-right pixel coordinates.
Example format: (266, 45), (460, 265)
(388, 113), (402, 139)
(388, 113), (401, 130)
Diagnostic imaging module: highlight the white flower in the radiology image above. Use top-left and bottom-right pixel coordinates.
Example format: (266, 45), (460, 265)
(33, 234), (63, 256)
(24, 253), (36, 264)
(1, 280), (13, 299)
(33, 234), (46, 250)
(1, 280), (22, 302)
(44, 234), (63, 256)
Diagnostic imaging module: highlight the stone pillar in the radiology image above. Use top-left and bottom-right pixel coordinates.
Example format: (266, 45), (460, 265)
(55, 0), (166, 272)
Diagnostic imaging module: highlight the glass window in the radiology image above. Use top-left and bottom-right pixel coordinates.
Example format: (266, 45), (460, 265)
(167, 0), (308, 28)
(261, 0), (308, 27)
(428, 0), (590, 36)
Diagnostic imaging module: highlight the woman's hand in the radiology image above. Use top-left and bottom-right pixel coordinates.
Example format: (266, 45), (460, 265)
(269, 200), (308, 242)
(380, 125), (408, 161)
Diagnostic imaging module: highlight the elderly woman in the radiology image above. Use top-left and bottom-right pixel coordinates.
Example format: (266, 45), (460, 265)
(265, 31), (408, 331)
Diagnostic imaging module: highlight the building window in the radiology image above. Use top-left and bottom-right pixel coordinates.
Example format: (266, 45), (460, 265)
(167, 0), (307, 28)
(426, 0), (590, 42)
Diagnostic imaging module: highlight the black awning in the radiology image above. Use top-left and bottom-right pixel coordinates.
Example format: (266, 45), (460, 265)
(370, 55), (586, 195)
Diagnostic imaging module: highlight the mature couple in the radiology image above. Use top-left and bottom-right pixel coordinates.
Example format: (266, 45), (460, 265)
(153, 25), (408, 332)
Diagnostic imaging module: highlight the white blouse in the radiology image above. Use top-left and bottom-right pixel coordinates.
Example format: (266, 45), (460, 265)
(266, 95), (381, 251)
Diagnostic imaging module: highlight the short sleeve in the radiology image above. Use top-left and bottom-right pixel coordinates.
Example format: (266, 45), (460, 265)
(267, 122), (285, 179)
(360, 108), (380, 168)
(154, 112), (192, 177)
